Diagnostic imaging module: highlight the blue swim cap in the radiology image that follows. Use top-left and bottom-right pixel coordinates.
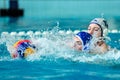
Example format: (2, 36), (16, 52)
(76, 32), (92, 50)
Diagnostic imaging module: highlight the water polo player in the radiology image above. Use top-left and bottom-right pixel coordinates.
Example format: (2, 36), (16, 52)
(87, 18), (109, 53)
(73, 32), (92, 51)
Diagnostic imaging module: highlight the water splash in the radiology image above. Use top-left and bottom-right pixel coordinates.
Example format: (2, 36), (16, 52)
(101, 13), (104, 18)
(0, 28), (120, 66)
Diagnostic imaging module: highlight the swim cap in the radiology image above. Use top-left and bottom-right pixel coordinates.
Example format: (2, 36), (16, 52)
(75, 32), (92, 50)
(90, 18), (108, 36)
(13, 40), (36, 58)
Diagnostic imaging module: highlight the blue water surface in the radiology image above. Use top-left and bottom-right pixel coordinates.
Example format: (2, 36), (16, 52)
(1, 0), (120, 79)
(0, 17), (120, 80)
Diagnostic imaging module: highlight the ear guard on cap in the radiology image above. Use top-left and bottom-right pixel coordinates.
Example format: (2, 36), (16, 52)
(103, 28), (108, 37)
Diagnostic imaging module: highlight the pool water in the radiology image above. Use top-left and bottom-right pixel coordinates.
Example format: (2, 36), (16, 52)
(0, 18), (120, 80)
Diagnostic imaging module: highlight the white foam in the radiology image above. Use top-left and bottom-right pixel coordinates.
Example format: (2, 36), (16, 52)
(66, 30), (73, 35)
(26, 31), (34, 35)
(42, 31), (49, 35)
(73, 30), (80, 34)
(10, 32), (17, 36)
(35, 31), (41, 35)
(18, 31), (25, 36)
(0, 29), (120, 65)
(81, 30), (87, 32)
(1, 32), (9, 35)
(1, 29), (120, 37)
(58, 30), (65, 35)
(111, 30), (118, 33)
(108, 30), (111, 33)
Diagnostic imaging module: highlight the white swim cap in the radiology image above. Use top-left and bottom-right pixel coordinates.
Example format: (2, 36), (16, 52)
(90, 18), (108, 37)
